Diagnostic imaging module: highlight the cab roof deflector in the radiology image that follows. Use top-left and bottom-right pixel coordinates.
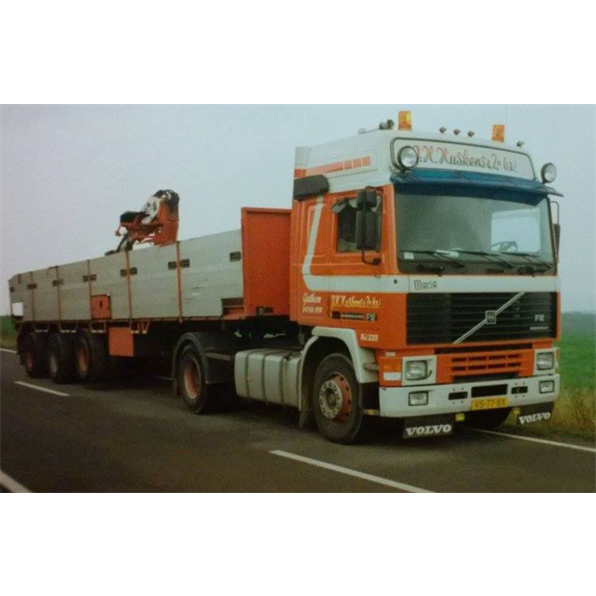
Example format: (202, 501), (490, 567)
(391, 169), (563, 197)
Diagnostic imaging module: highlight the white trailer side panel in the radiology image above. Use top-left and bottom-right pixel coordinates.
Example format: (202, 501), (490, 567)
(8, 275), (25, 318)
(180, 231), (243, 318)
(10, 230), (245, 322)
(60, 261), (92, 321)
(89, 252), (130, 320)
(31, 267), (60, 321)
(129, 244), (179, 319)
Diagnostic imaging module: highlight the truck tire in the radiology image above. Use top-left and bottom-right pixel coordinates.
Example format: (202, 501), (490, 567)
(465, 407), (512, 430)
(74, 330), (108, 383)
(22, 332), (48, 379)
(312, 353), (364, 444)
(47, 333), (76, 384)
(177, 344), (211, 414)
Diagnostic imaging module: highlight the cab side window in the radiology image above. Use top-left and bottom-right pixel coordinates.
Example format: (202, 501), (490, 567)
(336, 199), (358, 253)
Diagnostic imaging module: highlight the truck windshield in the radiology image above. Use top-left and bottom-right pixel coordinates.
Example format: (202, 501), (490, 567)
(395, 185), (556, 274)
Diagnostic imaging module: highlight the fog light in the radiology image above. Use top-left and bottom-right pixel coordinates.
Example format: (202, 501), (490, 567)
(540, 381), (555, 394)
(405, 360), (429, 381)
(536, 352), (555, 371)
(409, 391), (429, 406)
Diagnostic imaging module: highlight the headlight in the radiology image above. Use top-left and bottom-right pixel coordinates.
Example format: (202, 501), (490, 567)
(536, 352), (555, 371)
(397, 146), (419, 170)
(409, 391), (429, 406)
(405, 360), (429, 381)
(540, 380), (555, 394)
(541, 163), (557, 184)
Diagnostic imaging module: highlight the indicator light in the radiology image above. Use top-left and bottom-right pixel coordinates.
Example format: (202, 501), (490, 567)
(492, 125), (505, 143)
(398, 111), (412, 131)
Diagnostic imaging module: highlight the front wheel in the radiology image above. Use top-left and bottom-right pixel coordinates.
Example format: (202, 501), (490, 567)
(312, 354), (364, 444)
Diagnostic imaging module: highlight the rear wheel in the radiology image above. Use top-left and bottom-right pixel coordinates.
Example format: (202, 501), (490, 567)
(465, 408), (512, 430)
(22, 332), (48, 378)
(74, 330), (108, 382)
(47, 334), (76, 384)
(177, 345), (210, 414)
(312, 354), (364, 444)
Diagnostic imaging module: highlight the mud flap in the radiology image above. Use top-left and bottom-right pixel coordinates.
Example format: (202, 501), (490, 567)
(402, 415), (455, 439)
(516, 402), (555, 426)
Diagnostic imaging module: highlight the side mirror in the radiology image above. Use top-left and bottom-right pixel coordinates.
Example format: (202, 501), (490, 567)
(355, 188), (381, 265)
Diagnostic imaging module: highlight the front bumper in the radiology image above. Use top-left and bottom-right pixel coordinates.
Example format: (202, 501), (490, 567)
(379, 374), (560, 418)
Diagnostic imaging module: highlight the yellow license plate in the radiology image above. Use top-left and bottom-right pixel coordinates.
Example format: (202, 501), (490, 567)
(471, 397), (509, 411)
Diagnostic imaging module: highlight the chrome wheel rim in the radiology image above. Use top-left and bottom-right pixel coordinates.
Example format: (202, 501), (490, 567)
(319, 374), (352, 422)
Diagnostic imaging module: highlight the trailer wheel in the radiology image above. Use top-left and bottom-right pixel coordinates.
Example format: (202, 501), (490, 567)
(74, 330), (108, 383)
(23, 332), (48, 379)
(47, 334), (76, 384)
(312, 354), (364, 444)
(177, 345), (210, 414)
(465, 408), (512, 430)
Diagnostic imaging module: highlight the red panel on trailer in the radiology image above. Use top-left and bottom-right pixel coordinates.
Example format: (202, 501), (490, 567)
(241, 208), (291, 317)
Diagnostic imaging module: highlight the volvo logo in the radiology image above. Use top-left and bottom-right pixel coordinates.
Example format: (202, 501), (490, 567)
(453, 292), (526, 344)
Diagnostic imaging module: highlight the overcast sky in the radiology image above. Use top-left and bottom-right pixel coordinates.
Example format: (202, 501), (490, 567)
(1, 105), (594, 313)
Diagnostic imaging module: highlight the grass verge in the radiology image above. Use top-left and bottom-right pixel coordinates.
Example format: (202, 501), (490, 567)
(0, 315), (16, 350)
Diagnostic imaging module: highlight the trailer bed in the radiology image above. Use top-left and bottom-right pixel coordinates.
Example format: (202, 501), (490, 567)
(9, 208), (291, 324)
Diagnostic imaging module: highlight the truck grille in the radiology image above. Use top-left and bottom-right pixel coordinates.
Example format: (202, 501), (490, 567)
(407, 292), (557, 345)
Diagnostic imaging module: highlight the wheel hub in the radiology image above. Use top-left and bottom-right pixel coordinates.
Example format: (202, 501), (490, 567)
(319, 374), (352, 421)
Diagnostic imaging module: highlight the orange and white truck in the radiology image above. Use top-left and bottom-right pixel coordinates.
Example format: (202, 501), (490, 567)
(8, 112), (562, 443)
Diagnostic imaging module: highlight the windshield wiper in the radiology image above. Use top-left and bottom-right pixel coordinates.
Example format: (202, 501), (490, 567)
(453, 250), (515, 270)
(503, 252), (554, 270)
(517, 265), (550, 275)
(402, 250), (466, 270)
(416, 263), (446, 274)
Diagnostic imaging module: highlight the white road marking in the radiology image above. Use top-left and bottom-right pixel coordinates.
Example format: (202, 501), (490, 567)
(0, 348), (18, 354)
(468, 428), (596, 453)
(270, 450), (433, 493)
(154, 376), (173, 382)
(14, 381), (70, 397)
(0, 470), (31, 493)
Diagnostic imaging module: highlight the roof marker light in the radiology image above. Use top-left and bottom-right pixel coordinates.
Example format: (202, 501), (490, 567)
(439, 127), (447, 134)
(492, 125), (505, 143)
(517, 141), (525, 147)
(398, 111), (412, 131)
(454, 129), (461, 135)
(468, 131), (475, 137)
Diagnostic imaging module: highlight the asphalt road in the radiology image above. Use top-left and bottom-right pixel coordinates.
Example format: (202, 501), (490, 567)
(1, 349), (595, 493)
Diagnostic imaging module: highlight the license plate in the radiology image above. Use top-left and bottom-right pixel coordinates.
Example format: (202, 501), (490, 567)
(471, 397), (509, 411)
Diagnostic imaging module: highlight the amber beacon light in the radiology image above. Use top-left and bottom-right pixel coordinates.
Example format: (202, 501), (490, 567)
(492, 124), (506, 143)
(398, 111), (413, 131)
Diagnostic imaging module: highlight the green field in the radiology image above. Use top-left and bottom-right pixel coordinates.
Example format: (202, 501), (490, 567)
(1, 314), (594, 439)
(0, 315), (16, 350)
